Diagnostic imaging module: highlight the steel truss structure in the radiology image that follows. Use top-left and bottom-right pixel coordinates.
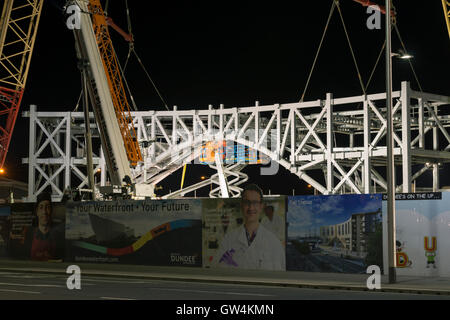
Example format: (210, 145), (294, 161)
(23, 82), (450, 201)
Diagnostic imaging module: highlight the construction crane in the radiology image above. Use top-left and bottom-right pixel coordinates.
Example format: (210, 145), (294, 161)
(443, 0), (450, 40)
(0, 0), (44, 172)
(70, 0), (152, 198)
(0, 0), (147, 197)
(88, 0), (142, 167)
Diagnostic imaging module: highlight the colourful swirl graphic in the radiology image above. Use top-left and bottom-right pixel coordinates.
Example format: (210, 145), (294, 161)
(72, 219), (198, 256)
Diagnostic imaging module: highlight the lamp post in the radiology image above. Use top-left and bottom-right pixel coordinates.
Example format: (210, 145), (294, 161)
(385, 0), (396, 284)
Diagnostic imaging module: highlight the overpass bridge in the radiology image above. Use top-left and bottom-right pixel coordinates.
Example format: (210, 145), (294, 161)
(23, 82), (450, 201)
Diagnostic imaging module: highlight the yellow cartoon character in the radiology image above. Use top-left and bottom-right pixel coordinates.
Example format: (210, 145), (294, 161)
(396, 240), (412, 268)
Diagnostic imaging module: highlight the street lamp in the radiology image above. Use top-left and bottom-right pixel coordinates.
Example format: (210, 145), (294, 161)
(392, 49), (413, 60)
(386, 0), (397, 284)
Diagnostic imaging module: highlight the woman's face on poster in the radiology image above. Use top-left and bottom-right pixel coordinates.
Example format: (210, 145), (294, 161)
(37, 200), (51, 227)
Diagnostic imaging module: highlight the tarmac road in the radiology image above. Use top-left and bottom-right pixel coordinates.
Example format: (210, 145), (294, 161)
(0, 271), (449, 300)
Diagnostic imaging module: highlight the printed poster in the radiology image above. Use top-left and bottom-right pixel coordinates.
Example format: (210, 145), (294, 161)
(287, 194), (383, 274)
(8, 202), (65, 261)
(66, 199), (202, 266)
(203, 196), (286, 271)
(382, 192), (450, 277)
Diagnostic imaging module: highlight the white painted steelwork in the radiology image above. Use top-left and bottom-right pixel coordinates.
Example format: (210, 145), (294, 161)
(23, 82), (450, 201)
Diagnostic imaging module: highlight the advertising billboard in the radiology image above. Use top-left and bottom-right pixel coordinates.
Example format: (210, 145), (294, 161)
(203, 195), (286, 271)
(7, 198), (65, 261)
(382, 192), (450, 277)
(287, 194), (383, 274)
(66, 199), (202, 266)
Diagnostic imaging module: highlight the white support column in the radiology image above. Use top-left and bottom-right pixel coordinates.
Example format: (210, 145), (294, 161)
(326, 93), (334, 193)
(151, 115), (156, 160)
(363, 96), (371, 193)
(234, 108), (239, 137)
(214, 151), (229, 198)
(433, 105), (440, 192)
(219, 104), (224, 139)
(208, 105), (213, 139)
(193, 110), (198, 142)
(255, 101), (259, 147)
(28, 105), (36, 201)
(276, 105), (281, 160)
(401, 82), (411, 193)
(418, 98), (424, 149)
(172, 106), (177, 146)
(290, 109), (295, 166)
(65, 113), (71, 190)
(55, 131), (61, 191)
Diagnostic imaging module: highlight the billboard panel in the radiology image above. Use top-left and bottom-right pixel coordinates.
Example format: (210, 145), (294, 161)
(382, 192), (450, 277)
(287, 194), (383, 273)
(203, 196), (286, 271)
(8, 202), (65, 261)
(66, 199), (202, 266)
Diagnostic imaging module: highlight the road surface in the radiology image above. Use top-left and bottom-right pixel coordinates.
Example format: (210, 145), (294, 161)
(0, 271), (448, 300)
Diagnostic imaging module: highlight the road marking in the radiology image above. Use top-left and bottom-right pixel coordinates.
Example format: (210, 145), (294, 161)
(0, 282), (64, 288)
(158, 288), (275, 297)
(0, 288), (41, 294)
(83, 278), (151, 284)
(3, 274), (56, 278)
(100, 296), (136, 300)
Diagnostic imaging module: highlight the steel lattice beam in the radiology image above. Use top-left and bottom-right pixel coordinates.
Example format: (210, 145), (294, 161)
(23, 82), (450, 201)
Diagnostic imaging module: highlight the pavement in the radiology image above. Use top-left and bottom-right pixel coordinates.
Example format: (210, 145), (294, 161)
(0, 258), (449, 296)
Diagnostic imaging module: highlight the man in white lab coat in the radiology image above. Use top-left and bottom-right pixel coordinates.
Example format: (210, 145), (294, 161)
(212, 184), (285, 271)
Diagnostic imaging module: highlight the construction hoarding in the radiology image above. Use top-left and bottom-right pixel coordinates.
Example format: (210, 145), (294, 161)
(382, 192), (450, 277)
(287, 194), (383, 273)
(65, 199), (202, 266)
(203, 197), (286, 271)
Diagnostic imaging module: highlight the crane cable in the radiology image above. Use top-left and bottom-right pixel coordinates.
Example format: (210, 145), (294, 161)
(122, 0), (170, 111)
(301, 0), (367, 102)
(334, 0), (366, 96)
(300, 0), (336, 102)
(393, 23), (423, 92)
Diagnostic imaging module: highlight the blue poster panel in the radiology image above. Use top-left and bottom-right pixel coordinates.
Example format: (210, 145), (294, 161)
(203, 196), (286, 271)
(65, 199), (202, 266)
(287, 194), (382, 273)
(382, 192), (450, 277)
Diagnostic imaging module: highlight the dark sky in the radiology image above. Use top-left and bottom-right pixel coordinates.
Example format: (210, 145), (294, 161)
(5, 1), (450, 196)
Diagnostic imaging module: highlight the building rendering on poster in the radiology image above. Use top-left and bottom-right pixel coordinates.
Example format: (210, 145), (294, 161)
(65, 199), (202, 266)
(203, 196), (286, 271)
(287, 194), (383, 274)
(382, 192), (450, 277)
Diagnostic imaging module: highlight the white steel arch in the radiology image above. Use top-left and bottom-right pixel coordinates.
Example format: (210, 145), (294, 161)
(23, 82), (450, 201)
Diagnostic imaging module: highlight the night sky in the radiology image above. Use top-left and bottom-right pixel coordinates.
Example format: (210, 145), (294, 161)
(4, 1), (450, 196)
